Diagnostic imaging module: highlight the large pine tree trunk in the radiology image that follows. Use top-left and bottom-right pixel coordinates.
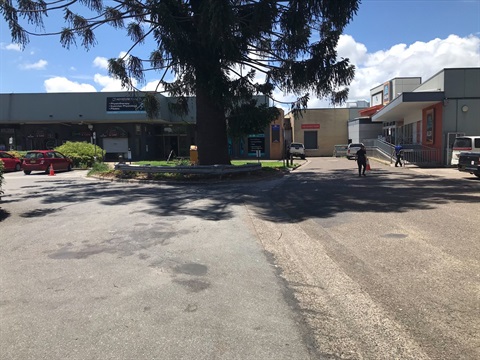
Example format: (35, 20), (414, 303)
(195, 74), (231, 165)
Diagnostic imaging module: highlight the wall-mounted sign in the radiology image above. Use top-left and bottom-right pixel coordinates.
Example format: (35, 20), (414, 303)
(72, 131), (92, 137)
(106, 97), (146, 113)
(371, 92), (383, 106)
(425, 109), (434, 144)
(271, 124), (280, 143)
(383, 82), (391, 105)
(301, 124), (320, 129)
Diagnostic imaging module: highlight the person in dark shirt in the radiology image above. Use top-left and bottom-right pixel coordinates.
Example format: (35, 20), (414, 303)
(394, 144), (403, 167)
(356, 145), (367, 176)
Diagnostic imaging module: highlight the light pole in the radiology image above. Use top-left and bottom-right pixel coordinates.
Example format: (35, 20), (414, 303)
(87, 125), (97, 162)
(93, 131), (97, 161)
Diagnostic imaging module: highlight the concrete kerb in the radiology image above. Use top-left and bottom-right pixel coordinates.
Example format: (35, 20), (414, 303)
(89, 160), (307, 185)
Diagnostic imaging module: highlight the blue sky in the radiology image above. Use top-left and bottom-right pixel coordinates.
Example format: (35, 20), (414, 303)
(1, 0), (479, 110)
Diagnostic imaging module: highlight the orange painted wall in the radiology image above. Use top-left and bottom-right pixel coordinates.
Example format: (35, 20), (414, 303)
(422, 103), (443, 152)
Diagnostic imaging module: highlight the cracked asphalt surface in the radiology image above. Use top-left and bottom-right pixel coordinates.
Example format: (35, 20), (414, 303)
(1, 157), (479, 359)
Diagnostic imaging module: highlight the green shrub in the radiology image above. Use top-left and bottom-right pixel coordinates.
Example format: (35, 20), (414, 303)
(87, 162), (111, 176)
(7, 150), (24, 160)
(55, 141), (106, 167)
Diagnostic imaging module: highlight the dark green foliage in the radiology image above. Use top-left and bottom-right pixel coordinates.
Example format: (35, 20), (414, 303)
(228, 101), (280, 140)
(2, 0), (360, 165)
(55, 141), (106, 167)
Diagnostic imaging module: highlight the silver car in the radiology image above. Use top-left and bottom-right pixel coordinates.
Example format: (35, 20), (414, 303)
(346, 143), (364, 160)
(288, 142), (306, 159)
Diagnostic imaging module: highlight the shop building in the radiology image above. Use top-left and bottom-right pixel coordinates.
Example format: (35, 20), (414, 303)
(371, 68), (480, 165)
(0, 92), (286, 161)
(285, 101), (369, 157)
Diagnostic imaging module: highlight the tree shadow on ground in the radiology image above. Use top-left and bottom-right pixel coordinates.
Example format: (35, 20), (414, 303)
(1, 166), (479, 224)
(250, 167), (480, 223)
(0, 208), (10, 222)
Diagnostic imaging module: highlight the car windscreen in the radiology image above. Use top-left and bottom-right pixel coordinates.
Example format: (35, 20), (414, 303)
(24, 152), (44, 159)
(453, 138), (472, 149)
(349, 144), (362, 148)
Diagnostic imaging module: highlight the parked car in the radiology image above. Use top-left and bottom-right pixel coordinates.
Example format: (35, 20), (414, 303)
(450, 136), (480, 165)
(287, 142), (306, 159)
(0, 151), (22, 172)
(346, 143), (364, 160)
(457, 151), (480, 178)
(22, 150), (73, 175)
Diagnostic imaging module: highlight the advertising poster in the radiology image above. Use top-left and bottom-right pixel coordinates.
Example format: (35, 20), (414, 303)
(426, 109), (434, 144)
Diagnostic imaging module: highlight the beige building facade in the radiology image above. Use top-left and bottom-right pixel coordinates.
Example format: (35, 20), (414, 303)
(285, 102), (368, 157)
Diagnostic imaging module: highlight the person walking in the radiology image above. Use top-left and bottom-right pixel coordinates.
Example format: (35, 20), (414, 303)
(356, 145), (367, 176)
(395, 144), (403, 167)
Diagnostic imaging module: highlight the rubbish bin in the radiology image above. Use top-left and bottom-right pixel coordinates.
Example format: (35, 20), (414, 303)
(190, 145), (198, 165)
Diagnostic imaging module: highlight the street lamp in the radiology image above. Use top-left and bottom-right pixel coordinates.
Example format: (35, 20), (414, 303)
(87, 124), (97, 162)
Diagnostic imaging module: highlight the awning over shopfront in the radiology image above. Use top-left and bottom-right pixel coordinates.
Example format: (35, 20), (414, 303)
(371, 91), (445, 122)
(359, 104), (383, 117)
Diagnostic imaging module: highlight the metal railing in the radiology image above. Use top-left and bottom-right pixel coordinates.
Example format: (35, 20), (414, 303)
(402, 149), (441, 167)
(333, 144), (348, 157)
(363, 139), (441, 167)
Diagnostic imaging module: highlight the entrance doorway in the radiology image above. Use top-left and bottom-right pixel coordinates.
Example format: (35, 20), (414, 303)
(165, 136), (178, 158)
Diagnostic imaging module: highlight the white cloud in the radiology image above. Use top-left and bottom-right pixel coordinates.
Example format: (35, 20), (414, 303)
(274, 34), (480, 113)
(337, 34), (368, 65)
(44, 77), (97, 92)
(142, 79), (167, 93)
(93, 56), (109, 69)
(0, 42), (22, 51)
(94, 73), (138, 92)
(21, 59), (48, 70)
(341, 34), (480, 103)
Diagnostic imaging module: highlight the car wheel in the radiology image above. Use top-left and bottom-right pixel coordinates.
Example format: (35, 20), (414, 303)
(474, 172), (480, 178)
(301, 155), (306, 160)
(68, 164), (72, 171)
(24, 170), (31, 175)
(15, 163), (21, 171)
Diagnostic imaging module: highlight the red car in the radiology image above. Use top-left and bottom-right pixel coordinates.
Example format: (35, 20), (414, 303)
(22, 150), (73, 175)
(0, 151), (22, 172)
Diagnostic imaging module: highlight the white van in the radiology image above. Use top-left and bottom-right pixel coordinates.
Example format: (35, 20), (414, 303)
(451, 136), (480, 165)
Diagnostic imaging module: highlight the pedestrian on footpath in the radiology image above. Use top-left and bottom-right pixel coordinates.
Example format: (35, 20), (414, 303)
(395, 144), (403, 167)
(356, 145), (367, 176)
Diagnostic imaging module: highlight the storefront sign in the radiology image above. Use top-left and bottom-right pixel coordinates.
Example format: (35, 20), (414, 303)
(301, 124), (320, 129)
(106, 97), (146, 113)
(100, 126), (128, 138)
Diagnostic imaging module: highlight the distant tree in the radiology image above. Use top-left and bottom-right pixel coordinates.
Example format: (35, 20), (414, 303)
(2, 0), (359, 165)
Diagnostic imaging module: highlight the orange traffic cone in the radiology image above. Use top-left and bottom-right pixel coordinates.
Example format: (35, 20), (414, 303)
(366, 159), (371, 171)
(49, 163), (55, 176)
